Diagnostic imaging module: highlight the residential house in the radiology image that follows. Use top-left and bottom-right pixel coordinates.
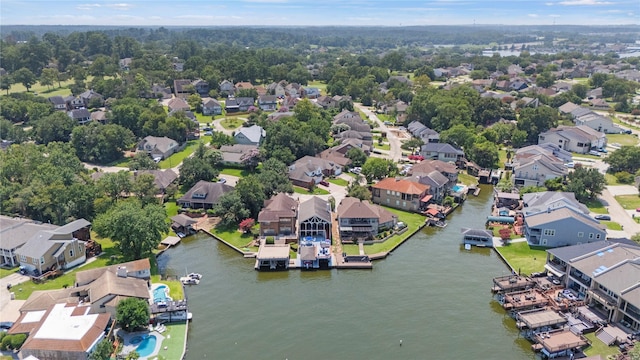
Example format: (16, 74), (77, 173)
(545, 241), (640, 330)
(78, 90), (104, 108)
(288, 156), (342, 189)
(316, 95), (338, 109)
(136, 136), (180, 161)
(235, 82), (254, 92)
(335, 130), (373, 147)
(11, 303), (111, 360)
(511, 96), (539, 110)
(69, 95), (86, 110)
(225, 97), (254, 113)
(523, 207), (606, 248)
(219, 80), (235, 96)
(192, 79), (209, 96)
(150, 84), (172, 100)
(587, 87), (603, 100)
(75, 258), (151, 287)
(409, 160), (458, 189)
(167, 97), (190, 112)
(219, 144), (259, 166)
(90, 110), (107, 124)
(495, 191), (520, 210)
(15, 219), (91, 274)
(522, 191), (590, 216)
(268, 111), (295, 122)
(298, 197), (332, 241)
(258, 95), (278, 111)
(234, 124), (265, 146)
(173, 79), (192, 98)
(305, 87), (321, 99)
(317, 148), (352, 168)
(574, 112), (619, 134)
(510, 146), (568, 187)
(407, 170), (449, 204)
(256, 244), (290, 270)
(202, 98), (223, 115)
(267, 81), (287, 98)
(407, 121), (440, 143)
(559, 101), (581, 115)
(134, 169), (178, 194)
(337, 197), (397, 241)
(119, 57), (132, 71)
(0, 216), (65, 267)
(372, 178), (431, 212)
(177, 180), (234, 209)
(590, 98), (611, 110)
(258, 193), (298, 238)
(48, 96), (67, 111)
(68, 109), (92, 125)
(538, 125), (607, 154)
(420, 143), (465, 164)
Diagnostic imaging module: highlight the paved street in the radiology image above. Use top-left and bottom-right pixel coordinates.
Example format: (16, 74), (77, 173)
(598, 185), (640, 238)
(354, 103), (403, 161)
(0, 273), (30, 324)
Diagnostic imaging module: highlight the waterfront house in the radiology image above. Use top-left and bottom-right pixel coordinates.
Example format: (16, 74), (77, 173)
(234, 124), (265, 146)
(511, 148), (567, 188)
(337, 197), (397, 241)
(258, 193), (298, 238)
(14, 219), (91, 275)
(407, 170), (449, 204)
(538, 125), (606, 154)
(372, 178), (430, 212)
(461, 228), (494, 247)
(420, 143), (465, 164)
(202, 98), (223, 115)
(75, 258), (151, 286)
(298, 197), (332, 241)
(410, 160), (458, 188)
(288, 156), (342, 189)
(177, 180), (234, 210)
(522, 191), (590, 216)
(523, 207), (606, 248)
(9, 303), (111, 360)
(137, 136), (179, 161)
(171, 214), (198, 236)
(545, 241), (640, 331)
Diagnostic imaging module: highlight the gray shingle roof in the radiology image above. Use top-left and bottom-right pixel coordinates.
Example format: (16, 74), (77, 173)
(298, 197), (331, 223)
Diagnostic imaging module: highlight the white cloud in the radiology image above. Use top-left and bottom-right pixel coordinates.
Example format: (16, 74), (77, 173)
(558, 0), (613, 5)
(528, 13), (539, 17)
(76, 3), (101, 11)
(105, 3), (134, 10)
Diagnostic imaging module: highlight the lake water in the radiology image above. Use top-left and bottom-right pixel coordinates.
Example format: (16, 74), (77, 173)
(157, 186), (537, 359)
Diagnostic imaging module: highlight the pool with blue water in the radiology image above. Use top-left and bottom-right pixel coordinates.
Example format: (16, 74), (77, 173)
(135, 335), (157, 357)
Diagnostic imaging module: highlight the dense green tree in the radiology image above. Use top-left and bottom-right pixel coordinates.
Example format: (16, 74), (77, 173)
(468, 140), (499, 169)
(116, 298), (150, 332)
(132, 173), (158, 206)
(12, 68), (37, 92)
(345, 147), (367, 167)
(571, 83), (588, 99)
(440, 124), (477, 150)
(604, 146), (640, 174)
(212, 192), (250, 228)
(256, 158), (293, 196)
(0, 75), (13, 95)
(235, 175), (266, 218)
(34, 111), (76, 144)
(89, 339), (114, 360)
(589, 73), (610, 88)
(72, 123), (135, 164)
(347, 183), (371, 201)
(178, 157), (218, 190)
(566, 166), (605, 202)
(97, 171), (132, 202)
(361, 157), (397, 182)
(0, 118), (27, 143)
(535, 71), (555, 88)
(209, 131), (235, 148)
(39, 68), (59, 90)
(94, 200), (167, 260)
(129, 152), (159, 171)
(517, 106), (558, 144)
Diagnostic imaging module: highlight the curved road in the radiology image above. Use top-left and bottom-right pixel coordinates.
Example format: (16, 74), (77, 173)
(354, 103), (403, 161)
(211, 117), (247, 136)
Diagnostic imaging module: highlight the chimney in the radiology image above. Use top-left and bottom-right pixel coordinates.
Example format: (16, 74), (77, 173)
(116, 266), (127, 278)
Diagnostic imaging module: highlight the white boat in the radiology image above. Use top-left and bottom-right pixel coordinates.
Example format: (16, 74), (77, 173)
(187, 272), (203, 280)
(180, 277), (199, 285)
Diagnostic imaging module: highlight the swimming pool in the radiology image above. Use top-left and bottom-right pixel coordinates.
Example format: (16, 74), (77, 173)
(135, 335), (157, 358)
(452, 185), (465, 193)
(153, 284), (170, 303)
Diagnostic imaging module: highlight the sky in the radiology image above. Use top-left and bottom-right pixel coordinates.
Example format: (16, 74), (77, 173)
(0, 0), (638, 26)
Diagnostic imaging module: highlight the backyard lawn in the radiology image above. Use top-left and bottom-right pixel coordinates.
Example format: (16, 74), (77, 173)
(606, 133), (639, 147)
(293, 186), (330, 195)
(600, 221), (622, 231)
(457, 172), (479, 186)
(494, 241), (547, 276)
(374, 142), (391, 151)
(220, 117), (245, 130)
(307, 80), (328, 94)
(195, 112), (213, 124)
(351, 207), (427, 256)
(583, 332), (620, 358)
(210, 225), (255, 250)
(328, 178), (349, 186)
(220, 167), (251, 177)
(150, 275), (184, 300)
(614, 194), (640, 210)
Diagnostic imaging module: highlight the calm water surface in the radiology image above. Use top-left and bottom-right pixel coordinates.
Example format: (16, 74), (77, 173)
(158, 186), (536, 359)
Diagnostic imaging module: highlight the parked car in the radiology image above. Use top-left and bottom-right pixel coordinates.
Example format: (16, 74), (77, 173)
(588, 150), (601, 157)
(319, 180), (330, 186)
(350, 167), (362, 174)
(621, 129), (633, 134)
(565, 162), (575, 168)
(594, 214), (611, 221)
(408, 154), (424, 161)
(217, 178), (226, 184)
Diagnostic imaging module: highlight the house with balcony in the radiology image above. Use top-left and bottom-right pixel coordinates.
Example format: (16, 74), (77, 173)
(298, 197), (332, 269)
(511, 150), (567, 188)
(337, 197), (397, 241)
(523, 207), (606, 248)
(409, 160), (458, 188)
(372, 178), (430, 212)
(258, 193), (298, 240)
(406, 171), (449, 204)
(14, 219), (91, 275)
(538, 125), (606, 154)
(545, 241), (640, 331)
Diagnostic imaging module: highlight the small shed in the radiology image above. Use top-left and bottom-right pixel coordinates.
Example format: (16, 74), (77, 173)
(171, 214), (198, 236)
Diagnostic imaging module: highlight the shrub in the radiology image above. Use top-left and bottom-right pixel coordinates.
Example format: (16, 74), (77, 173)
(1, 336), (11, 350)
(10, 334), (26, 349)
(615, 171), (634, 184)
(266, 236), (274, 245)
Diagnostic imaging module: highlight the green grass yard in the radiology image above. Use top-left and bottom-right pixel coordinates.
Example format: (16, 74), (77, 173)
(606, 133), (639, 147)
(457, 172), (479, 186)
(604, 173), (619, 185)
(494, 241), (547, 276)
(219, 167), (251, 177)
(293, 186), (330, 195)
(220, 117), (245, 130)
(150, 275), (184, 300)
(600, 221), (622, 230)
(584, 198), (608, 214)
(195, 112), (213, 124)
(614, 194), (640, 210)
(328, 178), (349, 186)
(583, 332), (620, 358)
(0, 267), (18, 279)
(210, 226), (255, 250)
(159, 136), (211, 169)
(374, 142), (391, 151)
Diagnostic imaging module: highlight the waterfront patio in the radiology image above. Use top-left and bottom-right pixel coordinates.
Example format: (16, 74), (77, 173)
(502, 289), (549, 311)
(118, 329), (165, 359)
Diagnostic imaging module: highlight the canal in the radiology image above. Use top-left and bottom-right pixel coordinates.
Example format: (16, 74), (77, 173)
(157, 185), (537, 359)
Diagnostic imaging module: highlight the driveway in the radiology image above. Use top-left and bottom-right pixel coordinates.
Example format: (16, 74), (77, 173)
(354, 103), (403, 161)
(0, 273), (30, 323)
(211, 117), (247, 136)
(598, 187), (640, 238)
